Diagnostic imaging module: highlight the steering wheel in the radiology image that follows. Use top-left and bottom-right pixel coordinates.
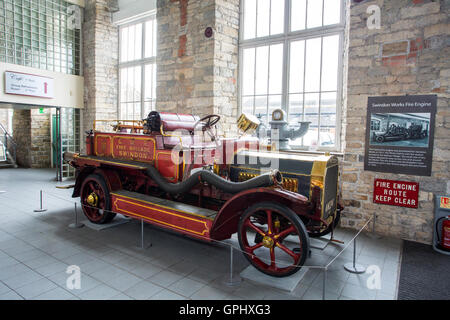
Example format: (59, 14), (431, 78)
(193, 114), (221, 144)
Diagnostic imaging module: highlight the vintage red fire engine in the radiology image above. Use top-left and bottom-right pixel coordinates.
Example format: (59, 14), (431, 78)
(64, 111), (342, 277)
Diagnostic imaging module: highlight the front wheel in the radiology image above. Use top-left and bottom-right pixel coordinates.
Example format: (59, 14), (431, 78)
(80, 174), (116, 224)
(238, 202), (309, 277)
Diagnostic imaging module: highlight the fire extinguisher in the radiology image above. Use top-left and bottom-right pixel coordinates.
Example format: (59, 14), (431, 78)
(436, 216), (450, 251)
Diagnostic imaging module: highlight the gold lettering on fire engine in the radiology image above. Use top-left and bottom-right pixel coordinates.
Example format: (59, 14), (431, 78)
(113, 138), (153, 161)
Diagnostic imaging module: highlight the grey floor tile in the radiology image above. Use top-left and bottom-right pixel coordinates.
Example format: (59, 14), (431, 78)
(32, 287), (78, 300)
(148, 270), (184, 287)
(124, 280), (164, 300)
(103, 272), (142, 292)
(78, 284), (121, 300)
(341, 283), (377, 300)
(2, 270), (43, 290)
(128, 261), (163, 279)
(190, 285), (230, 300)
(168, 277), (205, 297)
(0, 290), (24, 300)
(0, 281), (11, 295)
(110, 293), (135, 300)
(14, 277), (57, 299)
(34, 261), (69, 277)
(149, 288), (187, 300)
(302, 286), (339, 300)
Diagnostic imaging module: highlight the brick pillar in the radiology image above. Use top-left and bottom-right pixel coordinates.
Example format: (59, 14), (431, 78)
(156, 0), (239, 134)
(12, 110), (32, 168)
(82, 0), (119, 142)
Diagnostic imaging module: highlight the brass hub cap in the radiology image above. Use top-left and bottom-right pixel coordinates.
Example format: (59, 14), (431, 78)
(87, 192), (98, 207)
(262, 236), (275, 248)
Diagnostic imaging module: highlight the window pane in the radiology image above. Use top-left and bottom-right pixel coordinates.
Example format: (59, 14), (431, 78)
(134, 23), (142, 60)
(306, 0), (323, 29)
(244, 0), (256, 40)
(288, 94), (303, 124)
(127, 25), (135, 62)
(268, 43), (283, 94)
(254, 96), (268, 124)
(320, 91), (336, 146)
(304, 37), (322, 92)
(291, 0), (306, 31)
(270, 0), (284, 35)
(256, 0), (270, 38)
(242, 48), (255, 96)
(255, 46), (269, 95)
(145, 20), (153, 58)
(321, 34), (339, 92)
(324, 0), (341, 26)
(242, 96), (254, 114)
(144, 63), (155, 101)
(289, 40), (305, 94)
(268, 95), (282, 116)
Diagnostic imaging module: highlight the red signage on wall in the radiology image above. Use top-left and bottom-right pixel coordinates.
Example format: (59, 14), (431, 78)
(373, 179), (419, 208)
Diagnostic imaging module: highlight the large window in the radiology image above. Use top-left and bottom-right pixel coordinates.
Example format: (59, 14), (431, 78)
(0, 0), (81, 75)
(119, 15), (157, 120)
(240, 0), (345, 150)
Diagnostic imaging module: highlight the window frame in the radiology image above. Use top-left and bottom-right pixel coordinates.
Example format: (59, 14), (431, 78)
(118, 13), (157, 120)
(238, 0), (346, 151)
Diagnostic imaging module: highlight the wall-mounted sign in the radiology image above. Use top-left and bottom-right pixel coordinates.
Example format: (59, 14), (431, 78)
(373, 179), (419, 208)
(4, 71), (54, 99)
(441, 197), (450, 209)
(364, 95), (436, 176)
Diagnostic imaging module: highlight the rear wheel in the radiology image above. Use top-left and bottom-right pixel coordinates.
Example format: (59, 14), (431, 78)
(80, 174), (116, 224)
(238, 202), (309, 277)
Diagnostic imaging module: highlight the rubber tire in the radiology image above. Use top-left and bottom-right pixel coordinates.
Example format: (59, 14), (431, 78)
(376, 136), (385, 143)
(308, 209), (341, 238)
(80, 174), (116, 224)
(238, 202), (310, 278)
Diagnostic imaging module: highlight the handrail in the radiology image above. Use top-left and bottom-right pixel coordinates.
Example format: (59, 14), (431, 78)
(0, 122), (17, 165)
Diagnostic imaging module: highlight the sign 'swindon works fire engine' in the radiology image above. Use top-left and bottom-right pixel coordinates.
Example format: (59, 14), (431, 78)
(64, 111), (342, 277)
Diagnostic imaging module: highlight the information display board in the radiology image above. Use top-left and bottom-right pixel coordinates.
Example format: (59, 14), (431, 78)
(364, 95), (436, 176)
(4, 71), (54, 98)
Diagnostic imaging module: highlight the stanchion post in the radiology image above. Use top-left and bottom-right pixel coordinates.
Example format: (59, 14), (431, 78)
(138, 219), (151, 249)
(222, 245), (242, 287)
(34, 190), (47, 213)
(344, 236), (366, 274)
(367, 212), (382, 239)
(68, 202), (84, 228)
(322, 267), (327, 300)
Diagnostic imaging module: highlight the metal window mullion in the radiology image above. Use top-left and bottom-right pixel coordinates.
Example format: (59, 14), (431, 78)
(252, 47), (257, 115)
(301, 37), (307, 146)
(141, 21), (145, 119)
(317, 36), (324, 146)
(266, 43), (270, 120)
(282, 0), (289, 117)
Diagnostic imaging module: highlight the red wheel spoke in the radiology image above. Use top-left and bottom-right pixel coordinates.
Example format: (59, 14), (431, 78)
(270, 247), (276, 268)
(266, 210), (273, 234)
(275, 225), (296, 241)
(277, 243), (300, 261)
(246, 242), (264, 253)
(244, 220), (266, 237)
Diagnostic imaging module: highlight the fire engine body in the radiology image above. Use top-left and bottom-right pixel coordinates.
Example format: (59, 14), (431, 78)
(64, 111), (342, 277)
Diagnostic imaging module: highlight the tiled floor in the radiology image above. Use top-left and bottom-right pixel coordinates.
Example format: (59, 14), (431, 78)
(0, 169), (402, 300)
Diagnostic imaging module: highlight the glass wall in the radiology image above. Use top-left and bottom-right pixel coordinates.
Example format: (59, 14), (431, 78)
(0, 0), (81, 75)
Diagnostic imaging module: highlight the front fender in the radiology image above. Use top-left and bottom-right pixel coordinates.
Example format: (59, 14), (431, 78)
(210, 187), (311, 241)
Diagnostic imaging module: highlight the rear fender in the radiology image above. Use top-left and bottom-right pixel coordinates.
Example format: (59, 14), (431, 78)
(72, 167), (122, 197)
(210, 188), (311, 241)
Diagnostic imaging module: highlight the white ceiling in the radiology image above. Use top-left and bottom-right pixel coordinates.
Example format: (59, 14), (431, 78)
(113, 0), (157, 24)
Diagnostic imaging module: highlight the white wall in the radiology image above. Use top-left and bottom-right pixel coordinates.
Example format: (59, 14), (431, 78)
(112, 0), (156, 24)
(0, 63), (84, 109)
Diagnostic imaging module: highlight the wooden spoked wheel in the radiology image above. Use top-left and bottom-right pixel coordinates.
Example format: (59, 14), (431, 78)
(238, 202), (309, 277)
(80, 174), (115, 224)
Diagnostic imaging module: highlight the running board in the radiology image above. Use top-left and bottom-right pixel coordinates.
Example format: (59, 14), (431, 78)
(110, 190), (217, 240)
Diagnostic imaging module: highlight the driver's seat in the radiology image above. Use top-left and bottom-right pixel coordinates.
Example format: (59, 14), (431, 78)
(144, 111), (200, 134)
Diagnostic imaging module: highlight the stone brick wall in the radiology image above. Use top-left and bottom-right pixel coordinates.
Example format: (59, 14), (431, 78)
(12, 110), (31, 168)
(156, 0), (239, 134)
(341, 0), (449, 244)
(30, 109), (51, 168)
(83, 0), (119, 137)
(11, 109), (52, 168)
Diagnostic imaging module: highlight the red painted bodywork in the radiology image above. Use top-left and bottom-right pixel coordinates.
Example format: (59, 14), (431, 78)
(70, 112), (319, 242)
